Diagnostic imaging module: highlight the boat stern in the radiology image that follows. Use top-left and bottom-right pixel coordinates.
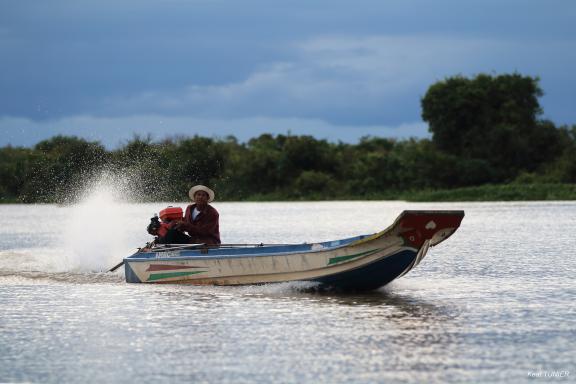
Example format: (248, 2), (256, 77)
(124, 260), (143, 283)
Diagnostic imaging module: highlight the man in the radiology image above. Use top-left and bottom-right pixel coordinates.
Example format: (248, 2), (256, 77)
(176, 185), (221, 245)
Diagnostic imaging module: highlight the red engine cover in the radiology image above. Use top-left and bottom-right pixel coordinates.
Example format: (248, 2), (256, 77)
(159, 206), (183, 221)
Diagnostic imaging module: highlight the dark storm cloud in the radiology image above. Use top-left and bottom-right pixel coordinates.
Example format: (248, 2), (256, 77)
(1, 0), (575, 146)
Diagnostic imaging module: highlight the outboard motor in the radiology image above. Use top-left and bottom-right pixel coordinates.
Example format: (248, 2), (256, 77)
(147, 206), (188, 243)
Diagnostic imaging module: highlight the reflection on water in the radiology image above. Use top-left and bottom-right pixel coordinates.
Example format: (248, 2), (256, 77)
(1, 201), (576, 383)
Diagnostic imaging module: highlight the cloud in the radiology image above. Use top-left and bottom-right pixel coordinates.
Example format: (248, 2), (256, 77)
(2, 0), (575, 146)
(101, 35), (506, 126)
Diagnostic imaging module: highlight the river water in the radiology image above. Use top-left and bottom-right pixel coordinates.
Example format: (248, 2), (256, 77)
(0, 195), (574, 383)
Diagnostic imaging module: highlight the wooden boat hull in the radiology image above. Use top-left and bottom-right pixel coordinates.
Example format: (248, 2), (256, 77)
(124, 210), (464, 291)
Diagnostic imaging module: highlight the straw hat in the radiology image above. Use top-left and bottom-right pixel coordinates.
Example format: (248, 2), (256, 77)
(188, 185), (215, 202)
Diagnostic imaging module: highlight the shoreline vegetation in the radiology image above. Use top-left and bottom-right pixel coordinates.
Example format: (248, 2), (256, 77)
(234, 184), (576, 202)
(2, 184), (576, 204)
(1, 73), (575, 204)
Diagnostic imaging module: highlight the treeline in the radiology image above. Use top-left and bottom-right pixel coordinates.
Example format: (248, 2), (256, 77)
(1, 73), (575, 203)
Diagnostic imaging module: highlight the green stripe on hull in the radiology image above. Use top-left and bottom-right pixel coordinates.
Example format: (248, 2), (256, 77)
(328, 248), (381, 265)
(147, 271), (207, 281)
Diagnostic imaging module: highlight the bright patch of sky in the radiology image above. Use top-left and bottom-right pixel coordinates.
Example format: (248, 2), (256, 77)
(1, 0), (575, 147)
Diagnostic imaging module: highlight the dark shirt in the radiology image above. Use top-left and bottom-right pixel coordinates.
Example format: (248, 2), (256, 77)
(182, 204), (221, 245)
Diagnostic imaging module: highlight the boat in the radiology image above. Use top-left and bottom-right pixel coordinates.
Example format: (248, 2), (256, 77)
(122, 210), (464, 291)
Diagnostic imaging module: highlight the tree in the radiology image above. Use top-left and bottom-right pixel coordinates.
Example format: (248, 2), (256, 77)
(24, 135), (107, 202)
(165, 136), (230, 200)
(108, 135), (169, 201)
(421, 73), (563, 180)
(0, 146), (38, 201)
(339, 137), (402, 194)
(538, 125), (576, 183)
(292, 170), (337, 199)
(232, 134), (286, 195)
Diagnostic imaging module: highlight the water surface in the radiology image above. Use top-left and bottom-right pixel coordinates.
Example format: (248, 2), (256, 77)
(1, 200), (574, 383)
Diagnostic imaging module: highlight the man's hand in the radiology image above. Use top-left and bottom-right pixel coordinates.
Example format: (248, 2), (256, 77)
(173, 220), (186, 231)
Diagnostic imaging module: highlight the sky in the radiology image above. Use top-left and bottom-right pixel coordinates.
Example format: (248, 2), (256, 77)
(1, 0), (575, 148)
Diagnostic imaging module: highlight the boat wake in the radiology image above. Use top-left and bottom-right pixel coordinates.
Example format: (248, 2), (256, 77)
(0, 269), (124, 285)
(234, 281), (323, 294)
(0, 173), (149, 282)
